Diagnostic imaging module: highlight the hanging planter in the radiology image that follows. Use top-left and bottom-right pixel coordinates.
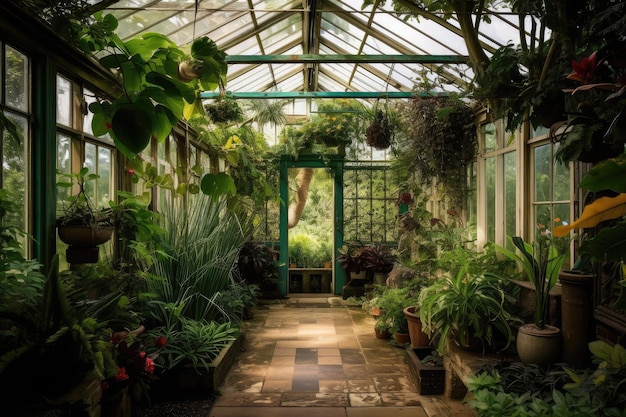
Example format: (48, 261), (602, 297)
(56, 168), (114, 264)
(366, 109), (392, 150)
(205, 94), (243, 124)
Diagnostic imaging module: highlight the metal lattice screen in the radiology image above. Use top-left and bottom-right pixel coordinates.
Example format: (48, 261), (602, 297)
(343, 161), (399, 245)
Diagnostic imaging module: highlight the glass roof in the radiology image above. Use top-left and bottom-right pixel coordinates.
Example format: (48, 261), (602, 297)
(100, 0), (527, 95)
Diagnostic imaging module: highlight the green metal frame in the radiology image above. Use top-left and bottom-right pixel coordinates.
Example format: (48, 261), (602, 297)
(226, 54), (469, 64)
(32, 56), (58, 273)
(200, 91), (446, 99)
(279, 154), (345, 297)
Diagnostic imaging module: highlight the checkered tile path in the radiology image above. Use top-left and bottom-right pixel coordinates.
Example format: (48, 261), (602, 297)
(210, 296), (476, 417)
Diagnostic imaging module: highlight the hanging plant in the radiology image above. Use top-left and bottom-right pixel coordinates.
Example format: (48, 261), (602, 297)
(400, 95), (477, 208)
(366, 110), (392, 150)
(205, 95), (243, 124)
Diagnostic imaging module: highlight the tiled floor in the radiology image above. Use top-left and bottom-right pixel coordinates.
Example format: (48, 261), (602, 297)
(210, 295), (476, 417)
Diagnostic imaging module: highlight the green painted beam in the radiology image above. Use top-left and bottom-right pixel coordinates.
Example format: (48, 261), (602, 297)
(200, 91), (444, 99)
(226, 54), (469, 64)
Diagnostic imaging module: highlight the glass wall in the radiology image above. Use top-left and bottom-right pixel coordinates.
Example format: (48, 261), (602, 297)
(1, 43), (30, 251)
(479, 120), (517, 247)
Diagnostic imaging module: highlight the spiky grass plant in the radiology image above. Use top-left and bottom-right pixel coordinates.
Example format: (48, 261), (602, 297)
(145, 194), (253, 324)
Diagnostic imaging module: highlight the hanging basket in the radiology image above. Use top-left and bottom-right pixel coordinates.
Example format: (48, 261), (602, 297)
(366, 110), (391, 149)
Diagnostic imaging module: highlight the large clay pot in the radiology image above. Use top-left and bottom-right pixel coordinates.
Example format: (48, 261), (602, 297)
(516, 323), (561, 368)
(403, 306), (431, 348)
(559, 270), (595, 368)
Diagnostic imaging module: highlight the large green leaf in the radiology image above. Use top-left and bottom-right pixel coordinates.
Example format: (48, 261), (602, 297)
(111, 105), (153, 155)
(145, 72), (196, 104)
(581, 222), (626, 262)
(200, 172), (236, 198)
(125, 32), (177, 61)
(98, 53), (130, 69)
(141, 86), (184, 120)
(152, 106), (175, 143)
(579, 155), (626, 193)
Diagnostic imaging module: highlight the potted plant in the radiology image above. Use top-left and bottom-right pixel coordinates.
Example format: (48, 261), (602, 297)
(56, 167), (114, 263)
(377, 286), (411, 344)
(418, 266), (514, 354)
(496, 225), (571, 367)
(360, 244), (396, 284)
(337, 242), (365, 279)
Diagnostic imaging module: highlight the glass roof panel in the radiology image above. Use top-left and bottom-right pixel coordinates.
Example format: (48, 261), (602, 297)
(103, 0), (529, 95)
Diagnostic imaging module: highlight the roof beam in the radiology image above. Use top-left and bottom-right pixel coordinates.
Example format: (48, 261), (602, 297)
(226, 54), (469, 64)
(200, 91), (435, 99)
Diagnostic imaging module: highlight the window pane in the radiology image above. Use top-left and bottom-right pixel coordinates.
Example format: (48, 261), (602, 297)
(504, 151), (517, 239)
(56, 75), (72, 127)
(97, 147), (112, 208)
(2, 113), (27, 236)
(534, 144), (550, 203)
(483, 122), (496, 152)
(485, 156), (496, 242)
(84, 142), (97, 204)
(83, 88), (96, 135)
(554, 153), (570, 200)
(5, 46), (29, 111)
(56, 134), (72, 221)
(466, 161), (477, 227)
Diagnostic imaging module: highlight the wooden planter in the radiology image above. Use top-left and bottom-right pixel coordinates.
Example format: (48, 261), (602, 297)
(174, 334), (243, 395)
(405, 347), (445, 395)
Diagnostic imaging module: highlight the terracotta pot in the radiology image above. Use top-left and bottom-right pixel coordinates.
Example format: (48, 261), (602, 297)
(516, 323), (561, 368)
(394, 332), (411, 345)
(375, 328), (391, 339)
(403, 306), (431, 348)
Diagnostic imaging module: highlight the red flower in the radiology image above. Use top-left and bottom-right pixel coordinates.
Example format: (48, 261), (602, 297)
(154, 336), (167, 348)
(115, 367), (129, 381)
(101, 380), (110, 391)
(430, 218), (441, 226)
(144, 357), (155, 374)
(568, 51), (601, 84)
(447, 208), (457, 217)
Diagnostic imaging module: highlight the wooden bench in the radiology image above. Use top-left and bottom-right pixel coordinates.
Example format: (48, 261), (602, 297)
(289, 267), (332, 293)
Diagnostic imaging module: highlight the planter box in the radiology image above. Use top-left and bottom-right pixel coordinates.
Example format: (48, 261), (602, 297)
(405, 347), (445, 395)
(176, 334), (243, 395)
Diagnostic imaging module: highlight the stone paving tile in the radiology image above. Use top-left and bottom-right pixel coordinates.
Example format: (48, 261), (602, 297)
(214, 392), (281, 406)
(281, 392), (349, 407)
(346, 407), (429, 417)
(348, 392), (383, 406)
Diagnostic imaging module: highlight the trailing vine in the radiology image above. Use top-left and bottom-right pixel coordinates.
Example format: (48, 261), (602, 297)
(399, 96), (477, 209)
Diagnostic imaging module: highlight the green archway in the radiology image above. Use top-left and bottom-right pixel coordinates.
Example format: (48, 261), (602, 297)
(278, 155), (346, 297)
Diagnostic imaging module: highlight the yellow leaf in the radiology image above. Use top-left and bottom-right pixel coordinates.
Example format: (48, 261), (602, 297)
(553, 193), (626, 237)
